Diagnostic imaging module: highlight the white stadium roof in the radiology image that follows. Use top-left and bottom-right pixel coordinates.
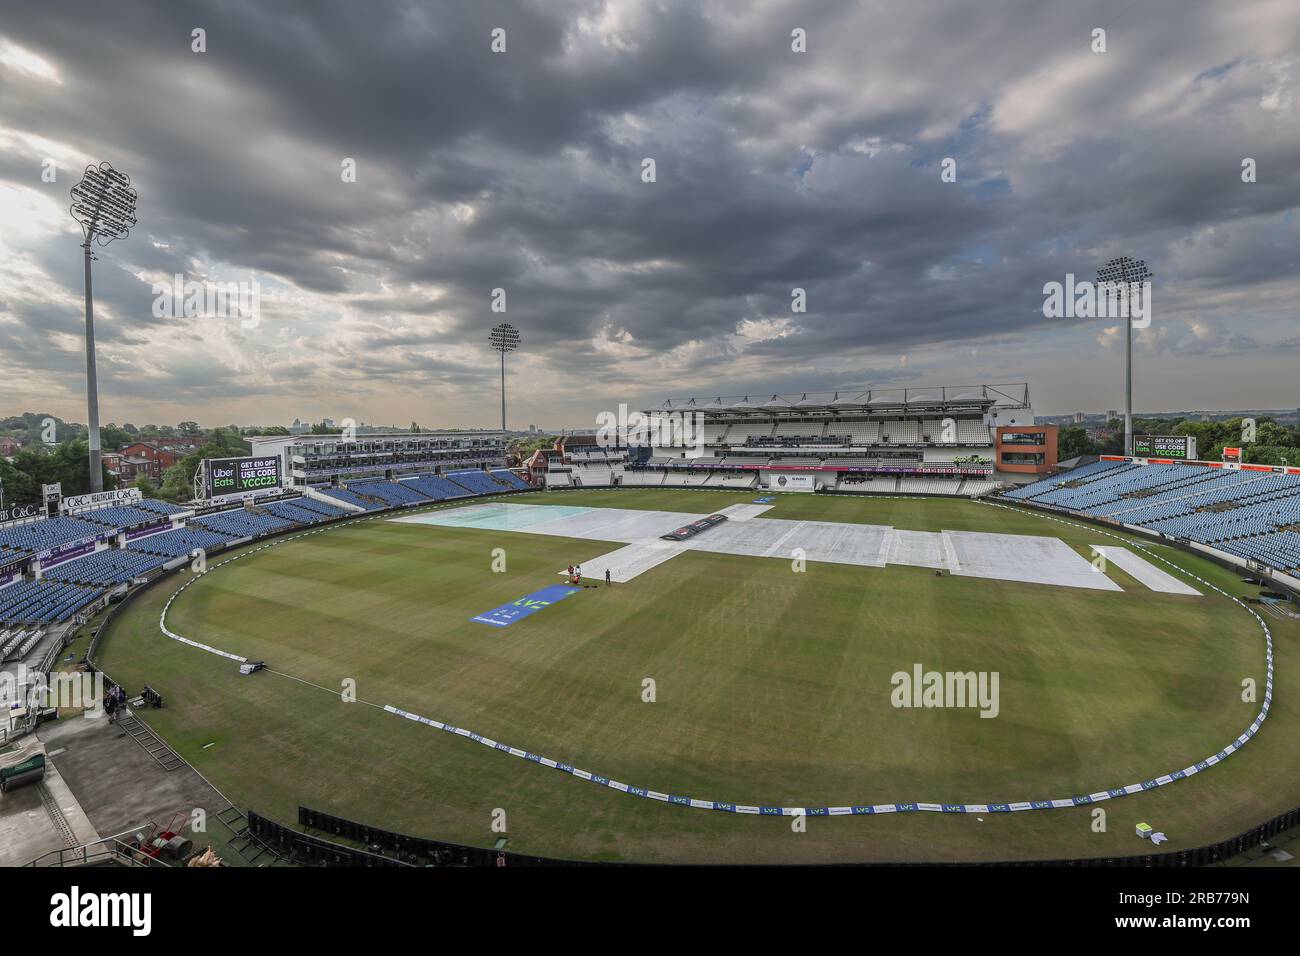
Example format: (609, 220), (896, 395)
(649, 384), (1029, 416)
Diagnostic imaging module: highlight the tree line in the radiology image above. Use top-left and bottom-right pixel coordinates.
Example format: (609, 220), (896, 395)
(0, 415), (258, 506)
(1057, 416), (1300, 466)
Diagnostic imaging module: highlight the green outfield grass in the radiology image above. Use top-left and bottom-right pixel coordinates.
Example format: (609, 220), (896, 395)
(95, 489), (1295, 864)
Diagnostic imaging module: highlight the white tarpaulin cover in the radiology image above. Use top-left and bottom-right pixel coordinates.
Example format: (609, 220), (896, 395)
(395, 503), (1145, 593)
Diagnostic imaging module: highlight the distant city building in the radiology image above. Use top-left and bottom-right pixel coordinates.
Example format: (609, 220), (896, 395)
(1106, 410), (1118, 421)
(1073, 412), (1085, 424)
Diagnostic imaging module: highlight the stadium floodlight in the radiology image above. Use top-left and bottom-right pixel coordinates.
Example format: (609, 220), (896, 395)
(489, 322), (520, 435)
(70, 162), (137, 492)
(1096, 255), (1153, 458)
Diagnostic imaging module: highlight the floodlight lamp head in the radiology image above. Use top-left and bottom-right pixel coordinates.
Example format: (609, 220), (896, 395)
(70, 162), (137, 246)
(1096, 255), (1154, 293)
(489, 322), (520, 353)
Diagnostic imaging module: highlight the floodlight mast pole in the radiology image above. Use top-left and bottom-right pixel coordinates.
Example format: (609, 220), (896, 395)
(71, 162), (136, 494)
(82, 232), (103, 492)
(489, 323), (518, 440)
(1097, 256), (1153, 458)
(1125, 278), (1133, 458)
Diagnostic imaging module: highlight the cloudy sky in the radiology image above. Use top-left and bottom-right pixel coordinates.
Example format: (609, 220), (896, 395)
(1, 0), (1297, 431)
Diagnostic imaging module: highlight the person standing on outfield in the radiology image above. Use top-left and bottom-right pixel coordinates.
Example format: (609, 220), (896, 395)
(605, 568), (611, 586)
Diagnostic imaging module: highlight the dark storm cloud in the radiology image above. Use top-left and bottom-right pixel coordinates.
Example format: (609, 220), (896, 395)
(0, 0), (1297, 424)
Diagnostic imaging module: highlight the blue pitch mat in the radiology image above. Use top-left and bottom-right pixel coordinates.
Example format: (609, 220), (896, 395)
(472, 584), (582, 627)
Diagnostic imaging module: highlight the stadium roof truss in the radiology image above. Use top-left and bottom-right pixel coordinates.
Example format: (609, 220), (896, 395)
(648, 384), (1030, 417)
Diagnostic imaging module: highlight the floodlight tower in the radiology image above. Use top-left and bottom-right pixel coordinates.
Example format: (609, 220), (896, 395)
(1096, 255), (1153, 458)
(489, 322), (520, 435)
(70, 162), (137, 492)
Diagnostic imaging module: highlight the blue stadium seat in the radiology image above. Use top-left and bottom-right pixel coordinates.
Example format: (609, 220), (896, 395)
(193, 510), (295, 538)
(0, 516), (106, 554)
(0, 578), (104, 626)
(351, 479), (431, 507)
(400, 474), (472, 501)
(45, 548), (168, 586)
(128, 527), (234, 559)
(1003, 465), (1300, 575)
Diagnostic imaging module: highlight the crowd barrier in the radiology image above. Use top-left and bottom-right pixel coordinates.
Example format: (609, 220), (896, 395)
(296, 807), (589, 867)
(267, 804), (1300, 867)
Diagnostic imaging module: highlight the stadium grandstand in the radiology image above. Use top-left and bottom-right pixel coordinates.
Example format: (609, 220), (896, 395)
(245, 429), (508, 490)
(543, 384), (1046, 497)
(1001, 456), (1300, 585)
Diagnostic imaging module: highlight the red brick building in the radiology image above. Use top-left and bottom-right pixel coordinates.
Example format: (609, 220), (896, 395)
(113, 440), (202, 479)
(994, 424), (1059, 475)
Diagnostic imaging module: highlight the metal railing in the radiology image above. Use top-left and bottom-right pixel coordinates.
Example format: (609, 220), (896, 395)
(25, 830), (172, 868)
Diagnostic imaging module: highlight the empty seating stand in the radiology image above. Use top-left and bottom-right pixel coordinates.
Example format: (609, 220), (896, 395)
(1003, 463), (1300, 576)
(44, 548), (167, 586)
(193, 510), (296, 539)
(286, 497), (351, 519)
(0, 516), (105, 555)
(259, 500), (346, 525)
(401, 474), (473, 500)
(79, 503), (177, 529)
(0, 579), (103, 626)
(350, 480), (431, 507)
(317, 487), (386, 511)
(129, 527), (234, 559)
(490, 469), (531, 490)
(446, 470), (520, 496)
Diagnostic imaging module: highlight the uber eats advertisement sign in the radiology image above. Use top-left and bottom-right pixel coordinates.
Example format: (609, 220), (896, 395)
(207, 456), (282, 496)
(1132, 435), (1197, 460)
